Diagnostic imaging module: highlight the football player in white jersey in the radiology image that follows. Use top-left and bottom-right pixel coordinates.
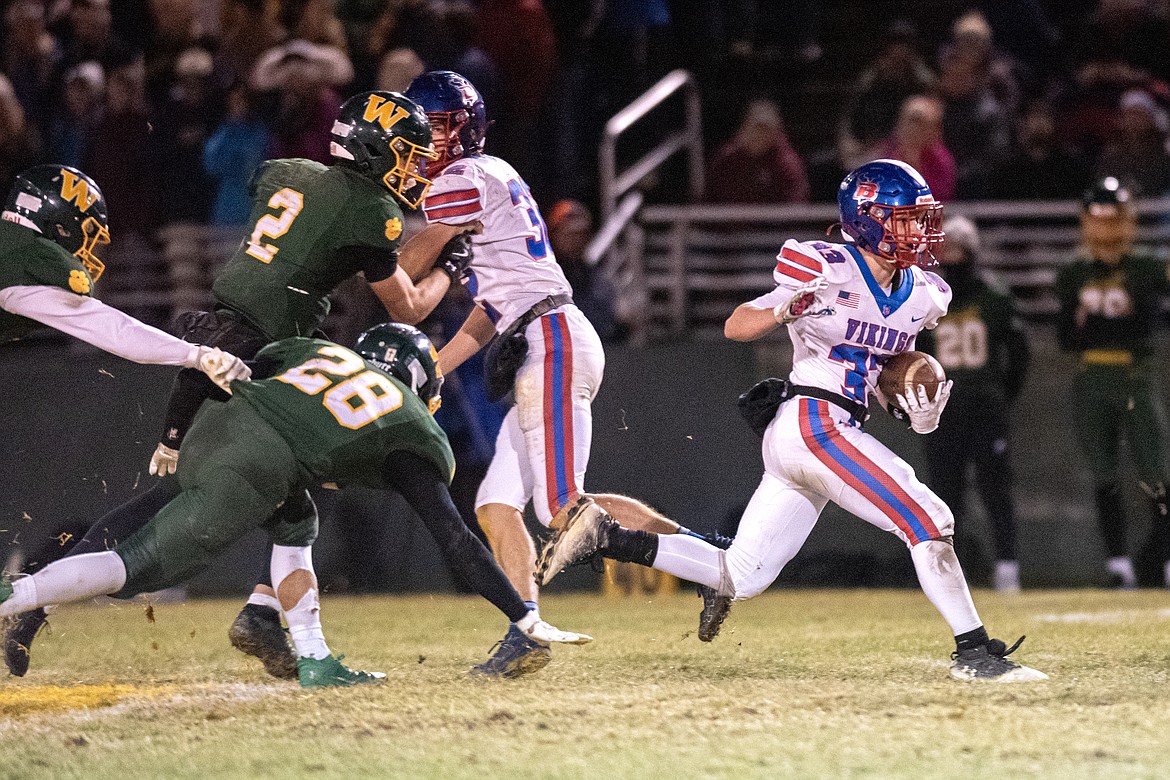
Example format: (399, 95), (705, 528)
(402, 71), (718, 678)
(539, 160), (1047, 682)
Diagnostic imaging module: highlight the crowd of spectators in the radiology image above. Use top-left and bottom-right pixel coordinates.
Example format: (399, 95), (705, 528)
(0, 1), (1168, 238)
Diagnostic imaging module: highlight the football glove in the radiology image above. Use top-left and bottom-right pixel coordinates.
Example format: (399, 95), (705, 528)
(515, 610), (593, 646)
(896, 380), (953, 434)
(149, 443), (180, 477)
(191, 346), (251, 394)
(773, 277), (833, 324)
(436, 233), (474, 282)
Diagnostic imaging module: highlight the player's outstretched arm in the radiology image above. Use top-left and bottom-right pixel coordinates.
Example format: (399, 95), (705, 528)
(725, 303), (782, 341)
(369, 265), (452, 325)
(0, 286), (250, 390)
(437, 304), (496, 374)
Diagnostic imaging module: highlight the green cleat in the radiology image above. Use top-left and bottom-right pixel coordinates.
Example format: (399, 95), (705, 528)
(297, 654), (386, 688)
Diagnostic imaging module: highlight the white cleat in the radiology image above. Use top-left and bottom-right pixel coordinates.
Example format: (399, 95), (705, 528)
(535, 498), (614, 586)
(949, 636), (1048, 682)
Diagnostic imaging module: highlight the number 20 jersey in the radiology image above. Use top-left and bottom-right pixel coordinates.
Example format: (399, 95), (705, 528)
(422, 155), (572, 332)
(751, 239), (952, 406)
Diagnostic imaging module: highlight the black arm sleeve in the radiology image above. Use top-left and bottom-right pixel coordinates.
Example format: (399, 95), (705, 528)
(382, 451), (528, 623)
(344, 244), (399, 284)
(161, 369), (227, 447)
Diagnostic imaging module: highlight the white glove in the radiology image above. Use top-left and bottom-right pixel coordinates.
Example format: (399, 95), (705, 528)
(193, 346), (251, 394)
(515, 611), (593, 646)
(896, 380), (953, 434)
(149, 443), (180, 476)
(773, 277), (833, 324)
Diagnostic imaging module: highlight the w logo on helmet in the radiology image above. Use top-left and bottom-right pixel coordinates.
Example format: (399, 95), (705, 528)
(363, 94), (411, 131)
(59, 169), (98, 212)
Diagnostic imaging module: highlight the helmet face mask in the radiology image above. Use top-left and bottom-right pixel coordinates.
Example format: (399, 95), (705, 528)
(405, 71), (487, 175)
(353, 322), (444, 414)
(1081, 177), (1136, 265)
(3, 165), (111, 281)
(330, 91), (439, 209)
(838, 159), (944, 270)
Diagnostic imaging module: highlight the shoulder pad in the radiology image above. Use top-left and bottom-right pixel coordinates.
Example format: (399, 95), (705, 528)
(918, 269), (952, 321)
(423, 168), (484, 224)
(773, 239), (854, 287)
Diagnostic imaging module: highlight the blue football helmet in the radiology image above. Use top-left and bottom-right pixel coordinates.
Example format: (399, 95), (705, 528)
(837, 159), (944, 269)
(405, 71), (487, 174)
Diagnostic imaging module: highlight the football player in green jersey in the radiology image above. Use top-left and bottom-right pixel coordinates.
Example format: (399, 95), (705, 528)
(0, 164), (250, 389)
(0, 324), (589, 688)
(916, 216), (1031, 592)
(3, 92), (474, 678)
(1056, 177), (1170, 588)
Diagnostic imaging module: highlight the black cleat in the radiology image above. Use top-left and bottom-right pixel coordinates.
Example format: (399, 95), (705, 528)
(4, 608), (48, 677)
(228, 604), (298, 680)
(696, 585), (732, 642)
(949, 636), (1048, 682)
(469, 625), (552, 679)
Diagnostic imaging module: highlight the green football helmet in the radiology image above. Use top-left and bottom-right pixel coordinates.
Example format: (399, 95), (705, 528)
(330, 91), (439, 209)
(2, 165), (110, 281)
(354, 322), (444, 414)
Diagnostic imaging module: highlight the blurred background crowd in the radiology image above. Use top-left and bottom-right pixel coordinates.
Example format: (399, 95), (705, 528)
(1, 0), (1169, 231)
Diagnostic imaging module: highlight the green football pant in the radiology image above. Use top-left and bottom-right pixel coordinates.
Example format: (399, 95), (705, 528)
(1072, 367), (1168, 486)
(115, 400), (318, 596)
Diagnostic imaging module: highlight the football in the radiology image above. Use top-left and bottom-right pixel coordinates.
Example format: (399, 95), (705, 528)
(878, 350), (946, 408)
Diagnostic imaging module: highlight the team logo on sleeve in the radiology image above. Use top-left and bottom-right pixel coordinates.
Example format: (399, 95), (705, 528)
(68, 269), (91, 294)
(384, 217), (403, 241)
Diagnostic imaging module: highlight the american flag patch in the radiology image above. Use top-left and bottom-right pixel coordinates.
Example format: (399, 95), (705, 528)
(836, 290), (860, 309)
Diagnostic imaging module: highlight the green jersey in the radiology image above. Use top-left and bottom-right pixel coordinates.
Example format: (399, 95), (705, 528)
(1055, 251), (1168, 367)
(231, 337), (454, 489)
(211, 159), (405, 341)
(0, 218), (94, 344)
(917, 269), (1029, 403)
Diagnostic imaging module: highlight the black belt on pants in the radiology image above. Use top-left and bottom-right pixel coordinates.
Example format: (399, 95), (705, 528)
(789, 384), (870, 427)
(509, 293), (574, 334)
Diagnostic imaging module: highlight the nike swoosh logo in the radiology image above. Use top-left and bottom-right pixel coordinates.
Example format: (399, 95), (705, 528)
(911, 316), (925, 322)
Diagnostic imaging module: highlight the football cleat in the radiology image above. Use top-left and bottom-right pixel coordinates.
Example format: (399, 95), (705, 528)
(228, 604), (299, 681)
(298, 654), (386, 688)
(949, 636), (1048, 682)
(696, 585), (732, 642)
(536, 498), (615, 586)
(3, 607), (48, 677)
(469, 624), (552, 679)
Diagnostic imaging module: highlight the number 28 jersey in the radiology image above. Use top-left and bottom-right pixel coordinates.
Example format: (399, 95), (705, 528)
(750, 239), (951, 407)
(422, 155), (572, 332)
(231, 337), (454, 488)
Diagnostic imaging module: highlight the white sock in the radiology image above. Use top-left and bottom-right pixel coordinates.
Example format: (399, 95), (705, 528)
(246, 592), (283, 613)
(285, 590), (330, 660)
(1106, 556), (1136, 587)
(652, 534), (722, 589)
(911, 540), (983, 636)
(271, 544), (329, 660)
(1, 551), (127, 617)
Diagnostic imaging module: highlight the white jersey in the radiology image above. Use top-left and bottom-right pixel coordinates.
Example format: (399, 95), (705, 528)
(422, 155), (572, 332)
(750, 239), (951, 407)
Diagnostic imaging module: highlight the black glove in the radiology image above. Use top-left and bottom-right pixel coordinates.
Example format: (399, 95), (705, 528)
(436, 233), (474, 281)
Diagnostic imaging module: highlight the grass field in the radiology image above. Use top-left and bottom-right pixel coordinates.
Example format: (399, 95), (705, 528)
(2, 588), (1169, 779)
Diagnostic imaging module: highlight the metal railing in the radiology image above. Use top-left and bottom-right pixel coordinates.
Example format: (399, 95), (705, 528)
(628, 198), (1170, 339)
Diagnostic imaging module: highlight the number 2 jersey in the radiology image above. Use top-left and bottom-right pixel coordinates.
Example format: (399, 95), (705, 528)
(212, 159), (405, 341)
(230, 337), (455, 489)
(421, 155), (572, 331)
(750, 239), (951, 406)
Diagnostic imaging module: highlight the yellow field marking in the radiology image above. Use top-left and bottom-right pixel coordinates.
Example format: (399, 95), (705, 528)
(0, 684), (173, 717)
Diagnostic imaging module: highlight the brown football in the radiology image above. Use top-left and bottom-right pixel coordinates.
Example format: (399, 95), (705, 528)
(878, 350), (946, 408)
